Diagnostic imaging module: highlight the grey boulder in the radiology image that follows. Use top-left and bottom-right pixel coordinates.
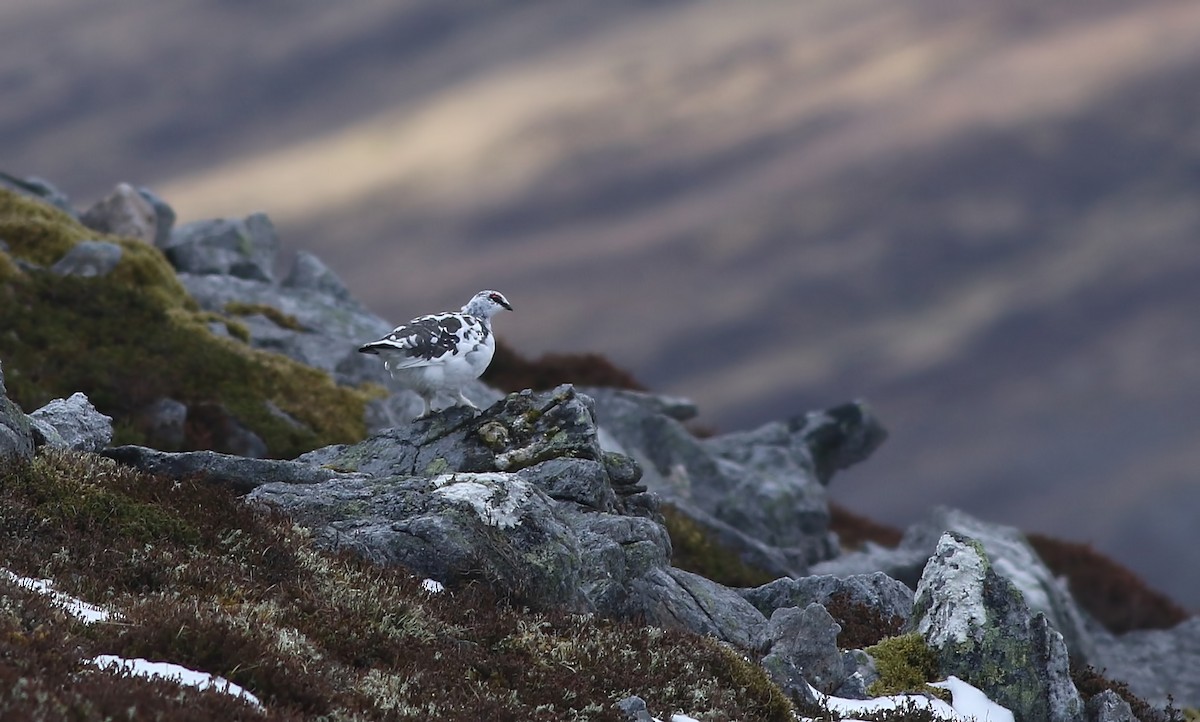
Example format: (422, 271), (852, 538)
(760, 603), (846, 701)
(29, 392), (113, 452)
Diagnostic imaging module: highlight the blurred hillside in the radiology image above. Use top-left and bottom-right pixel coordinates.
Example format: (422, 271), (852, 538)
(3, 0), (1200, 606)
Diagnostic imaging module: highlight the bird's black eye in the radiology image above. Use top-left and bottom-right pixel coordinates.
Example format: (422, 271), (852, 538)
(489, 294), (503, 303)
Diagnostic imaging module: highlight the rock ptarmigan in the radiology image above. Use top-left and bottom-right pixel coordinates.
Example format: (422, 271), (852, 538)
(358, 290), (513, 419)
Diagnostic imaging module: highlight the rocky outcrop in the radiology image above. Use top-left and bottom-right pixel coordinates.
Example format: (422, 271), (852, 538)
(912, 532), (1084, 722)
(246, 384), (770, 648)
(816, 506), (1098, 665)
(586, 388), (885, 580)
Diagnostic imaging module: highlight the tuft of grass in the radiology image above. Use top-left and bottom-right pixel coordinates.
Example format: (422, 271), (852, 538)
(0, 188), (372, 457)
(0, 448), (795, 719)
(660, 504), (777, 589)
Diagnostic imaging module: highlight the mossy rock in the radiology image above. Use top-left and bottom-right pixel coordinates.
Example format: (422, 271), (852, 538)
(661, 504), (777, 588)
(0, 189), (372, 457)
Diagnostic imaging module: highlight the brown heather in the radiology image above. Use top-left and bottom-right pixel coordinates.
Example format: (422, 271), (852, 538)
(0, 449), (792, 721)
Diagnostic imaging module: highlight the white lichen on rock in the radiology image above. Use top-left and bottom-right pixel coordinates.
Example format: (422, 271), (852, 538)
(914, 533), (990, 646)
(430, 472), (532, 529)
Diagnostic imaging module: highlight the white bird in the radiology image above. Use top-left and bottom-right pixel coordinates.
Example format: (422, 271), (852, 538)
(358, 290), (513, 419)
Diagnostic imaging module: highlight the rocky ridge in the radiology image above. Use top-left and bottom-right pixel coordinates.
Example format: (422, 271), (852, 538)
(1, 174), (1198, 720)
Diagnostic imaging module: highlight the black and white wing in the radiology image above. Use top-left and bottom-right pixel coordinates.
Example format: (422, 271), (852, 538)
(358, 313), (489, 369)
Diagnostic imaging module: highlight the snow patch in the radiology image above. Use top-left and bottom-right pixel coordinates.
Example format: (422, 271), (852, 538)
(2, 569), (113, 624)
(91, 655), (263, 710)
(806, 676), (1013, 722)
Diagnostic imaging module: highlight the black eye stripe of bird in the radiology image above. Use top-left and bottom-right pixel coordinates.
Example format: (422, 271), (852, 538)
(358, 290), (513, 420)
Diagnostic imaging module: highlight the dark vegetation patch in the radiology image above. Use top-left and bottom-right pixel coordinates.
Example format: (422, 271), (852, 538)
(0, 189), (372, 457)
(0, 449), (793, 720)
(824, 590), (905, 650)
(1071, 664), (1186, 722)
(829, 503), (903, 550)
(484, 340), (646, 393)
(660, 504), (777, 589)
(1028, 532), (1191, 634)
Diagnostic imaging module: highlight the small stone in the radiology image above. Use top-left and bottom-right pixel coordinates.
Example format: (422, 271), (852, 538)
(51, 241), (123, 278)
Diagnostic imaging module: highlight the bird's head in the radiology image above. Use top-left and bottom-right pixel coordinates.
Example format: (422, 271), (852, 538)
(463, 289), (513, 318)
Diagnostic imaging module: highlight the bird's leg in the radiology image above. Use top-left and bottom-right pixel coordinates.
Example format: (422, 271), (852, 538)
(414, 395), (434, 420)
(456, 392), (480, 410)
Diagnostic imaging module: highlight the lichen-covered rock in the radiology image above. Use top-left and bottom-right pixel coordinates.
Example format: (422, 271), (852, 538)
(913, 532), (1084, 722)
(28, 392), (113, 452)
(298, 386), (603, 479)
(0, 172), (74, 216)
(516, 457), (617, 511)
(816, 506), (1097, 664)
(0, 188), (373, 458)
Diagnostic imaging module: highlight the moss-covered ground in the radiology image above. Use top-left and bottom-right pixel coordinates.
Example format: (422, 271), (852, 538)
(0, 189), (373, 457)
(0, 449), (794, 721)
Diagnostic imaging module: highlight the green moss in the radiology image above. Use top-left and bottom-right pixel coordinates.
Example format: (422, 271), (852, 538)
(710, 642), (795, 721)
(661, 504), (777, 588)
(0, 188), (374, 458)
(865, 633), (942, 698)
(224, 301), (306, 331)
(8, 449), (201, 547)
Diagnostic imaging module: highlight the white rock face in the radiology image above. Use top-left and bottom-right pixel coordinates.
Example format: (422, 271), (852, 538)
(915, 533), (990, 646)
(431, 472), (534, 529)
